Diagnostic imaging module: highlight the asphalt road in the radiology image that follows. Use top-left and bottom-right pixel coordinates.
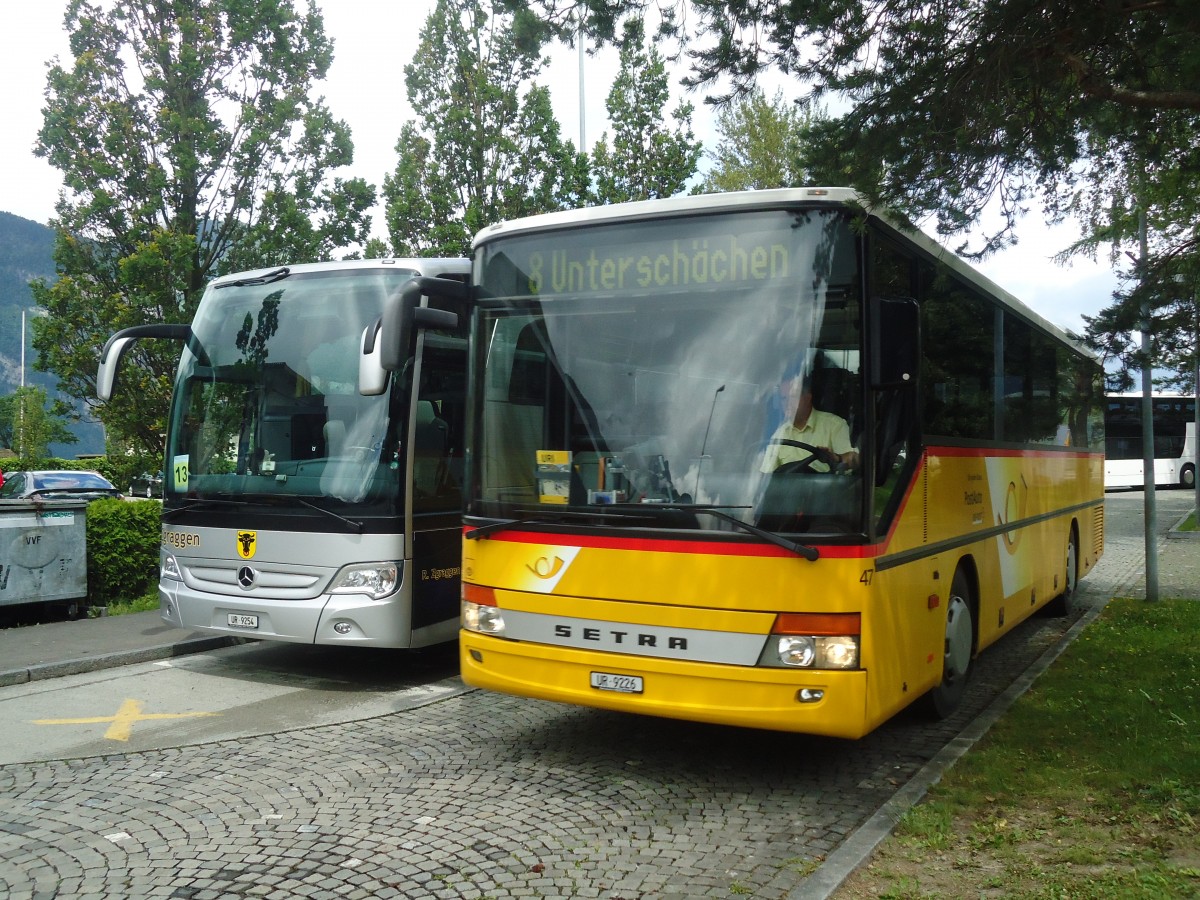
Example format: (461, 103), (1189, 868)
(0, 491), (1188, 899)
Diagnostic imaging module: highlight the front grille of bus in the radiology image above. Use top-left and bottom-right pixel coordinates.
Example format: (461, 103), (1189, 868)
(1093, 505), (1104, 555)
(183, 561), (326, 599)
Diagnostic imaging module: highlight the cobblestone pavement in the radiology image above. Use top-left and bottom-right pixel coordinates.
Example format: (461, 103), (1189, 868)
(0, 547), (1142, 900)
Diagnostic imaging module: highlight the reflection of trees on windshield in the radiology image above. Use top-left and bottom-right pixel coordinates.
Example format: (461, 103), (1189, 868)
(235, 293), (281, 367)
(179, 293), (284, 481)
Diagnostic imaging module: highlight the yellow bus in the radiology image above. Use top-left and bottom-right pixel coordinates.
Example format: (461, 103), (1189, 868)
(458, 188), (1105, 739)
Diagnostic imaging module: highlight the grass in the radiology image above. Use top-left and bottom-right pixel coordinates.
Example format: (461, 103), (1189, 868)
(1180, 510), (1197, 532)
(94, 587), (159, 617)
(835, 598), (1200, 899)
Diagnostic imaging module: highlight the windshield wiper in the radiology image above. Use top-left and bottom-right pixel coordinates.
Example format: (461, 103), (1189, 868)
(295, 497), (363, 534)
(611, 503), (819, 560)
(464, 508), (646, 540)
(164, 494), (364, 534)
(683, 506), (819, 561)
(216, 266), (290, 289)
(162, 497), (252, 520)
(466, 504), (817, 560)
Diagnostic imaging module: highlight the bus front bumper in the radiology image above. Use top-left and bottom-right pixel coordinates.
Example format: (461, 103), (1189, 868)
(460, 631), (872, 739)
(159, 580), (413, 647)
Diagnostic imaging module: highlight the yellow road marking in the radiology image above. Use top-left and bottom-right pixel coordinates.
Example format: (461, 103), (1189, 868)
(34, 698), (220, 741)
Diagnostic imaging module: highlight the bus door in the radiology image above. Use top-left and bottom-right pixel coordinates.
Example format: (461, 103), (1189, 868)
(406, 328), (468, 636)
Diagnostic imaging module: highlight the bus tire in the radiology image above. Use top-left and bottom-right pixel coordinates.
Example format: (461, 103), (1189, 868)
(1044, 527), (1078, 617)
(1182, 463), (1195, 489)
(924, 568), (975, 719)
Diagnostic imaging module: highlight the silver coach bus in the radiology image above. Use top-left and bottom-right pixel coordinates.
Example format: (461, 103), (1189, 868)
(97, 258), (470, 647)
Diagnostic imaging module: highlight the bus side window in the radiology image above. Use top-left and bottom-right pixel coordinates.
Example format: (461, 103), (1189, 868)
(413, 343), (467, 513)
(869, 235), (920, 533)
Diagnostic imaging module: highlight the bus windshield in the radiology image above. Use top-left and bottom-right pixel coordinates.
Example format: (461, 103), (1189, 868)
(471, 207), (865, 535)
(167, 267), (420, 512)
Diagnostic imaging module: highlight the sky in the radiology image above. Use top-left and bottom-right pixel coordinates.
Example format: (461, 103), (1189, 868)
(1, 0), (1119, 338)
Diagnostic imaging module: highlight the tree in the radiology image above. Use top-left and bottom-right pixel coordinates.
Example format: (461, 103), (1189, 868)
(1068, 98), (1200, 387)
(0, 387), (77, 464)
(507, 0), (1200, 375)
(382, 0), (590, 258)
(696, 88), (823, 193)
(31, 0), (375, 459)
(509, 1), (1199, 239)
(590, 19), (701, 203)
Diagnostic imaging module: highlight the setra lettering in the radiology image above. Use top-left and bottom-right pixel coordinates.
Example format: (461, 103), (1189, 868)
(552, 623), (688, 651)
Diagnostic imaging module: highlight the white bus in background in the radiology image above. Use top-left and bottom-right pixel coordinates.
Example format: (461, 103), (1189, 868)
(97, 258), (471, 647)
(1104, 393), (1197, 490)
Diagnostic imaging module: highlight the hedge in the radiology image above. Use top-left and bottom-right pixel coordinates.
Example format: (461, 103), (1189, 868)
(85, 498), (161, 605)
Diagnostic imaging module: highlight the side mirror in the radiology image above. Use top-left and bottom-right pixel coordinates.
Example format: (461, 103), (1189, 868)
(868, 296), (919, 389)
(378, 276), (466, 372)
(96, 324), (192, 401)
(359, 320), (388, 396)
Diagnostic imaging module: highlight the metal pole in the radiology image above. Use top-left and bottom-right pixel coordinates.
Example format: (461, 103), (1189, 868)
(1138, 209), (1159, 601)
(577, 15), (586, 149)
(19, 309), (26, 460)
(1194, 293), (1199, 519)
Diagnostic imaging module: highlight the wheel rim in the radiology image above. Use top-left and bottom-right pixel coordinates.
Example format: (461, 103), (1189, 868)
(1066, 536), (1078, 598)
(943, 594), (973, 684)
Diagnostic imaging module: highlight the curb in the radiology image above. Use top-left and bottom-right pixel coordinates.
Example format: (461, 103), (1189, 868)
(0, 635), (246, 688)
(1167, 510), (1199, 540)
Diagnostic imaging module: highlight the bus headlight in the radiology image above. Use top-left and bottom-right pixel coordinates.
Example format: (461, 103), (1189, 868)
(774, 635), (859, 669)
(778, 636), (816, 667)
(462, 600), (506, 636)
(762, 613), (861, 669)
(161, 553), (182, 581)
(817, 635), (859, 669)
(329, 562), (400, 599)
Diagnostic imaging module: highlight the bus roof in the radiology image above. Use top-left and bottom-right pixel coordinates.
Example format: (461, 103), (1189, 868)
(206, 257), (470, 289)
(471, 187), (1091, 356)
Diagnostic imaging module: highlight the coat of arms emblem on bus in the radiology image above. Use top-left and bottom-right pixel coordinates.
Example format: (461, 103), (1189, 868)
(236, 530), (257, 560)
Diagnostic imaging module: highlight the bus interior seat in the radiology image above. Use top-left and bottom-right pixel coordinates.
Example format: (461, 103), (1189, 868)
(414, 401), (449, 493)
(323, 420), (347, 457)
(811, 365), (860, 444)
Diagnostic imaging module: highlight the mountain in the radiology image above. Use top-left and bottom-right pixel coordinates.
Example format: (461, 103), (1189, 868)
(0, 212), (105, 456)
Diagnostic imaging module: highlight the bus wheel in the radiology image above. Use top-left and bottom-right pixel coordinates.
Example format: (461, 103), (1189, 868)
(1044, 529), (1078, 617)
(1182, 463), (1195, 489)
(925, 570), (975, 719)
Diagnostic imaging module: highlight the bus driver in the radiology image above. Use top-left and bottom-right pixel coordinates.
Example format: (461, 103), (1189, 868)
(760, 370), (859, 474)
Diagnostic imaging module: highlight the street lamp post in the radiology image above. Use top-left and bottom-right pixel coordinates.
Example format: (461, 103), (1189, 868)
(17, 307), (47, 462)
(1137, 209), (1159, 602)
(1193, 291), (1199, 518)
(19, 309), (27, 460)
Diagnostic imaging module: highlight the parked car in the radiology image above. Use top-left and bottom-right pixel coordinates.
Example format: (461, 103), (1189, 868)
(128, 471), (164, 498)
(0, 470), (124, 502)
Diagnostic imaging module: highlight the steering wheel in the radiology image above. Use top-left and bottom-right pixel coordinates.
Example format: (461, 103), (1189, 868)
(767, 438), (838, 474)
